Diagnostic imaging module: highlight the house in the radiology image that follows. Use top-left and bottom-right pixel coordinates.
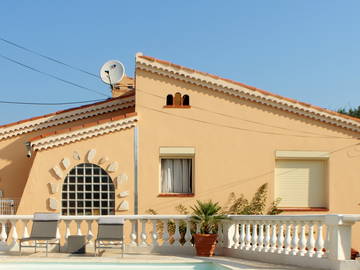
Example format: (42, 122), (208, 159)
(0, 53), (360, 249)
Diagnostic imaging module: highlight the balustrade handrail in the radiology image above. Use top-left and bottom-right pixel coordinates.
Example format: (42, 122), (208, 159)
(0, 214), (192, 221)
(0, 213), (359, 265)
(1, 214), (360, 223)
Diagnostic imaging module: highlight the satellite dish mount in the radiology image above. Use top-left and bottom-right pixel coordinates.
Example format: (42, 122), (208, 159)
(100, 60), (126, 90)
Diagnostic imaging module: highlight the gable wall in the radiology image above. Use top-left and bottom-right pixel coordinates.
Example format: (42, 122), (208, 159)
(0, 106), (134, 200)
(135, 68), (360, 216)
(16, 127), (134, 215)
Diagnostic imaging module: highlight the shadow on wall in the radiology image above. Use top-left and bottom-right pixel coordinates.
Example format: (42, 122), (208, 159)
(139, 70), (359, 138)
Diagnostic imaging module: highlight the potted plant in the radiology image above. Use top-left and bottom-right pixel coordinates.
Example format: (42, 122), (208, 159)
(190, 200), (227, 256)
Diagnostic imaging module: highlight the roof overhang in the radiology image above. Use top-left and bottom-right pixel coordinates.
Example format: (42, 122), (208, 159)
(0, 92), (135, 140)
(30, 113), (138, 151)
(136, 54), (360, 133)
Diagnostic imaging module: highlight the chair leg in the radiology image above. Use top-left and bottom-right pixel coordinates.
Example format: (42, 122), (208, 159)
(58, 241), (60, 253)
(94, 241), (96, 257)
(46, 241), (48, 257)
(34, 240), (37, 253)
(19, 241), (21, 256)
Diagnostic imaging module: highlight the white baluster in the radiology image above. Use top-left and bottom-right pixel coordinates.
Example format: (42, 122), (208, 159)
(316, 223), (324, 258)
(22, 220), (29, 243)
(76, 220), (82, 235)
(151, 220), (158, 246)
(291, 223), (299, 256)
(217, 223), (223, 247)
(184, 221), (193, 247)
(298, 222), (307, 256)
(307, 222), (316, 257)
(56, 224), (61, 241)
(130, 220), (137, 246)
(173, 220), (181, 246)
(1, 221), (7, 242)
(162, 219), (170, 246)
(65, 220), (71, 239)
(284, 223), (292, 255)
(225, 222), (234, 248)
(270, 223), (277, 253)
(86, 220), (94, 245)
(264, 223), (271, 252)
(239, 223), (245, 250)
(257, 223), (264, 252)
(245, 223), (251, 250)
(323, 224), (331, 257)
(10, 220), (18, 248)
(196, 223), (201, 234)
(277, 223), (284, 254)
(140, 219), (147, 247)
(251, 223), (258, 251)
(232, 223), (239, 249)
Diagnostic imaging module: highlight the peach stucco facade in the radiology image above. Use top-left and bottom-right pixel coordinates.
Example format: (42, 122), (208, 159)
(1, 54), (360, 248)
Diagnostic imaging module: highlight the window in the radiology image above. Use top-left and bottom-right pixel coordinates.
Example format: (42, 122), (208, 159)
(166, 94), (173, 106)
(164, 93), (190, 108)
(62, 163), (115, 215)
(275, 159), (327, 208)
(161, 159), (192, 194)
(182, 95), (190, 106)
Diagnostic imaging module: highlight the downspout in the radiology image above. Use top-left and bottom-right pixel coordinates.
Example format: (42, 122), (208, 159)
(134, 126), (139, 215)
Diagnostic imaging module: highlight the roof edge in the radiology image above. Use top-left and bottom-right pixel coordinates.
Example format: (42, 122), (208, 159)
(30, 112), (138, 151)
(136, 54), (360, 133)
(0, 91), (136, 140)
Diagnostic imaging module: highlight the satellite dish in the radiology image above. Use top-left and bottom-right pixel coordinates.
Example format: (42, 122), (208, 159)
(100, 60), (125, 86)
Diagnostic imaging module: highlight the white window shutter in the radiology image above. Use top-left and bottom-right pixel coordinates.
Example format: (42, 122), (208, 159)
(275, 160), (326, 208)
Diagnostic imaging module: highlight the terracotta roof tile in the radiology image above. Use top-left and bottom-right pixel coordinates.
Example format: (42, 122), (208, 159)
(111, 115), (125, 121)
(138, 55), (360, 124)
(29, 112), (138, 142)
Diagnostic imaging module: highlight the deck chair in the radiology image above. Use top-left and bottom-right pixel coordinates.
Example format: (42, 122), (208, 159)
(94, 217), (124, 257)
(19, 213), (60, 256)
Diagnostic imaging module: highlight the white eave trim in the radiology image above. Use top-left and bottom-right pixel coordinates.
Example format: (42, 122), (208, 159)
(0, 95), (135, 140)
(275, 151), (330, 159)
(136, 56), (360, 133)
(31, 116), (138, 151)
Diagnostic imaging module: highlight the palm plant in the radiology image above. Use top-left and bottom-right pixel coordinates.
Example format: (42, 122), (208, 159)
(190, 200), (227, 234)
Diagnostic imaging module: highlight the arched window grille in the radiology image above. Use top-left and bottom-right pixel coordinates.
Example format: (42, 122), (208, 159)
(166, 94), (173, 106)
(62, 163), (115, 216)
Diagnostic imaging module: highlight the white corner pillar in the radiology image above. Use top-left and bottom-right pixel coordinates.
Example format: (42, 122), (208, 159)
(325, 215), (354, 260)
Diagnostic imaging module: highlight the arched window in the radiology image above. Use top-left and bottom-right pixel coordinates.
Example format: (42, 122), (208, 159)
(174, 92), (182, 106)
(166, 94), (173, 106)
(182, 95), (190, 106)
(62, 163), (115, 216)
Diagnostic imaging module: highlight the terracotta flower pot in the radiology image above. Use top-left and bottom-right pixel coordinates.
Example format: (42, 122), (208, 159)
(194, 233), (217, 257)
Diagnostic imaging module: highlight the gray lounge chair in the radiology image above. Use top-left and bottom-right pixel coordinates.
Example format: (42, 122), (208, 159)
(19, 213), (60, 256)
(94, 217), (124, 257)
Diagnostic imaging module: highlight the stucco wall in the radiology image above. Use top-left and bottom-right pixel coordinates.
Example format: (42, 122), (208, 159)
(16, 127), (134, 215)
(135, 69), (360, 248)
(0, 107), (134, 200)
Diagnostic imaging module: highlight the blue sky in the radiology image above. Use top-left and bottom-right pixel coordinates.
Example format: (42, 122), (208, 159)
(0, 0), (359, 124)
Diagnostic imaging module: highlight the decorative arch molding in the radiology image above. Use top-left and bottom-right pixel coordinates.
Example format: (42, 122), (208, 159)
(47, 149), (129, 212)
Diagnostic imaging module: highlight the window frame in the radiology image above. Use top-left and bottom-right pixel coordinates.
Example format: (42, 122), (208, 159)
(158, 150), (195, 197)
(274, 151), (329, 210)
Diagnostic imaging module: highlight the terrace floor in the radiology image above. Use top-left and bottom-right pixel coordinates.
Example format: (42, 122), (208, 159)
(0, 252), (322, 270)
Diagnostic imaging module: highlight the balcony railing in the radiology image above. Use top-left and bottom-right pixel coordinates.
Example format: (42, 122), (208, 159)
(0, 214), (359, 270)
